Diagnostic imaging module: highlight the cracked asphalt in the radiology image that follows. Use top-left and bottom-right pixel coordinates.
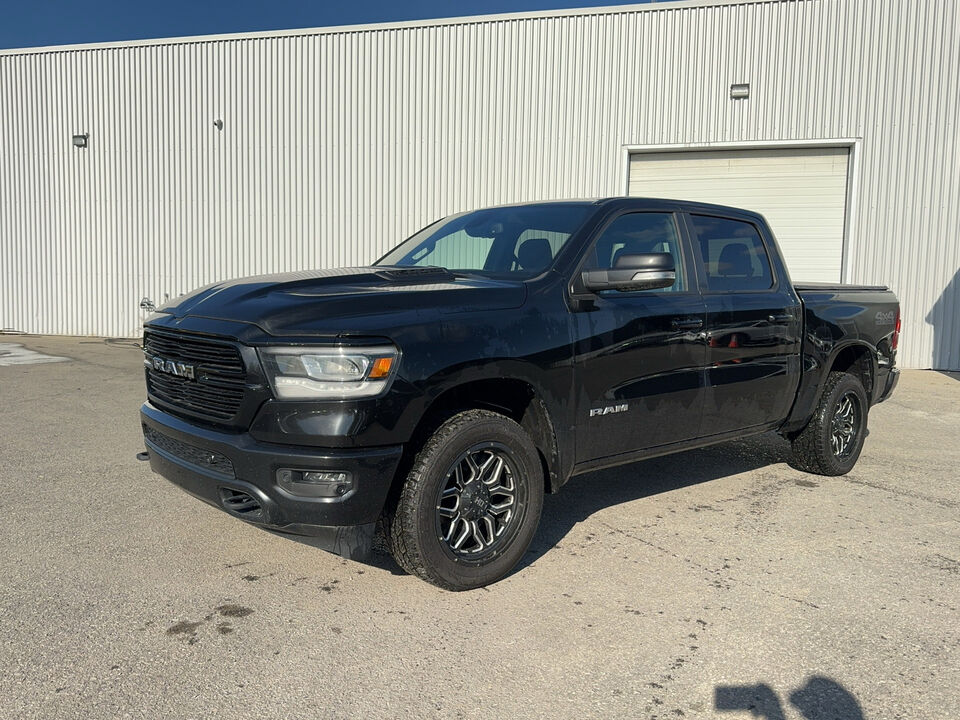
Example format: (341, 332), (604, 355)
(1, 336), (957, 719)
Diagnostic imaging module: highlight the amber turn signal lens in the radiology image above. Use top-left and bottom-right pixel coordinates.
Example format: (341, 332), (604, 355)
(368, 357), (394, 379)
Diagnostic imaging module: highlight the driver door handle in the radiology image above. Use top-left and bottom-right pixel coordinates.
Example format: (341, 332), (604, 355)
(671, 317), (704, 331)
(768, 313), (793, 324)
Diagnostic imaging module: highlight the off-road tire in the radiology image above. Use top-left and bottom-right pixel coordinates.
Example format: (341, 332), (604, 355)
(388, 409), (544, 590)
(789, 371), (869, 476)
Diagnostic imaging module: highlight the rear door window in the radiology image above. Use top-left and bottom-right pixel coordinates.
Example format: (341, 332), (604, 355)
(689, 215), (774, 292)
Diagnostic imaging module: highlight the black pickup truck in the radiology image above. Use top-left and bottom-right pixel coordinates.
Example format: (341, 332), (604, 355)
(140, 198), (900, 590)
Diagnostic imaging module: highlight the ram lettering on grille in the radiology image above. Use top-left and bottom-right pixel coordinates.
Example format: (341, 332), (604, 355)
(150, 356), (196, 380)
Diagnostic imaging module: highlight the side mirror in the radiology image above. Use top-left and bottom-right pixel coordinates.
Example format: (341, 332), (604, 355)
(581, 253), (676, 293)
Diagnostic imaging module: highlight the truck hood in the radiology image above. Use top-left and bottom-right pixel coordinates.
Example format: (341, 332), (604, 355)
(152, 266), (527, 337)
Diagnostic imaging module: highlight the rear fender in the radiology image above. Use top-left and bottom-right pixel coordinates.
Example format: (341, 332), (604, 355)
(782, 339), (879, 435)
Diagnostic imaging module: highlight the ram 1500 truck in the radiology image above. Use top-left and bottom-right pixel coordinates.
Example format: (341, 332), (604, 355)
(139, 198), (900, 590)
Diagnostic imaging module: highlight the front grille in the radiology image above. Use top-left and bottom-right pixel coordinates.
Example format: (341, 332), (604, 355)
(144, 330), (246, 422)
(143, 424), (236, 478)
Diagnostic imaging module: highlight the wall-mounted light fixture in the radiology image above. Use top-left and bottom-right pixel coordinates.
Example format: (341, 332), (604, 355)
(213, 119), (224, 131)
(730, 83), (750, 100)
(72, 133), (89, 148)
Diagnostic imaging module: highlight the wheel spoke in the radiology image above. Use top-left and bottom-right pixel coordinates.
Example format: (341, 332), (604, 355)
(442, 516), (458, 542)
(453, 462), (466, 488)
(463, 452), (480, 481)
(489, 497), (514, 515)
(451, 519), (471, 549)
(489, 481), (515, 497)
(481, 455), (505, 486)
(481, 515), (497, 541)
(469, 520), (486, 550)
(437, 506), (458, 519)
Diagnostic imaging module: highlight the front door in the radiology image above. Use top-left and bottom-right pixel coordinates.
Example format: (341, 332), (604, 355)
(573, 210), (707, 463)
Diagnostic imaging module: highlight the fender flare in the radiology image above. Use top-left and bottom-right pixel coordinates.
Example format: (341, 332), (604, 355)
(408, 362), (570, 492)
(783, 339), (879, 434)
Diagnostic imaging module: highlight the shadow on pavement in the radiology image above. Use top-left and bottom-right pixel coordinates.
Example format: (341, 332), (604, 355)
(269, 526), (407, 576)
(716, 676), (865, 720)
(275, 432), (798, 579)
(518, 432), (793, 570)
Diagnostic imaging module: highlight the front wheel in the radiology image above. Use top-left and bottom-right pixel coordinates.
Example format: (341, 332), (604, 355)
(388, 409), (544, 590)
(789, 371), (869, 476)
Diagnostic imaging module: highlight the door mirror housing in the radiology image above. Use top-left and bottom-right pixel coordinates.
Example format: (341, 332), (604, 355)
(581, 253), (676, 293)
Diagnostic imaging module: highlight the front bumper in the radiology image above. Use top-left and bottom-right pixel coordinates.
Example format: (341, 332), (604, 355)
(140, 402), (403, 559)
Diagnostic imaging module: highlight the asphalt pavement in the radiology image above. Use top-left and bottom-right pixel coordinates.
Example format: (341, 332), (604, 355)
(1, 336), (957, 719)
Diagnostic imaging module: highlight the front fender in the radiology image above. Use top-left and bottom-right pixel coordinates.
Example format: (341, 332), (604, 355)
(395, 357), (574, 487)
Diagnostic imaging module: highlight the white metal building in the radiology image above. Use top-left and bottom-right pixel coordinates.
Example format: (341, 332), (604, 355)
(1, 0), (958, 369)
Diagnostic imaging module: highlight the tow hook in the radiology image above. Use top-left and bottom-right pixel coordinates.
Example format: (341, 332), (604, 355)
(136, 451), (150, 462)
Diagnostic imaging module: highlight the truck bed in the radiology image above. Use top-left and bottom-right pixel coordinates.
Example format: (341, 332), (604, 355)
(786, 281), (899, 432)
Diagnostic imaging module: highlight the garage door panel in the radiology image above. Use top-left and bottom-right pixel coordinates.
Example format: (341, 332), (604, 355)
(643, 180), (846, 195)
(629, 147), (849, 283)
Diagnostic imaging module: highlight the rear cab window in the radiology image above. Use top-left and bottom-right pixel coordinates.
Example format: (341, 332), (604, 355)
(689, 214), (774, 292)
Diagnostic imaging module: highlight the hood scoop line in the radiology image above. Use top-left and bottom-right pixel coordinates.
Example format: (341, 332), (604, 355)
(373, 266), (457, 284)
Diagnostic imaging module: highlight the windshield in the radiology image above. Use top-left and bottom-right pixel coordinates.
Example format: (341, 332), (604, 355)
(375, 203), (594, 278)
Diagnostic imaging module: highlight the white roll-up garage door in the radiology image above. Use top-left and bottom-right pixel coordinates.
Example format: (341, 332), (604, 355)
(628, 147), (850, 283)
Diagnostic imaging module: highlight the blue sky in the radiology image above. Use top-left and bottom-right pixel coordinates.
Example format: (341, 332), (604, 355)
(0, 0), (654, 50)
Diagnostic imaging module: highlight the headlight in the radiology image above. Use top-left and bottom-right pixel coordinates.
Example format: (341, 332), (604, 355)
(258, 345), (398, 400)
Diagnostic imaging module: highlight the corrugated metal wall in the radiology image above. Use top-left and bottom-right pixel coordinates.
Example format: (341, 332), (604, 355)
(0, 0), (957, 368)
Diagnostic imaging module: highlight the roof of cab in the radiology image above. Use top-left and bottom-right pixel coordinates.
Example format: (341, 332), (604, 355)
(478, 196), (765, 220)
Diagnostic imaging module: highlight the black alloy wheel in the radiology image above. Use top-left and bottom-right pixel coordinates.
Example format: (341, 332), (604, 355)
(789, 371), (869, 476)
(388, 409), (544, 590)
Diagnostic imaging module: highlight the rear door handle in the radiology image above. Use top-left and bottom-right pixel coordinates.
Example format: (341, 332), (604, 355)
(768, 313), (793, 324)
(672, 317), (704, 331)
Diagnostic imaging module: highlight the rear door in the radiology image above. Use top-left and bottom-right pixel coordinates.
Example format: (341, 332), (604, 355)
(572, 209), (707, 462)
(684, 212), (802, 435)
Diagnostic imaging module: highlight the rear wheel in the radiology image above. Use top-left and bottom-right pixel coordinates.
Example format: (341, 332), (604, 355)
(388, 409), (544, 590)
(789, 371), (869, 476)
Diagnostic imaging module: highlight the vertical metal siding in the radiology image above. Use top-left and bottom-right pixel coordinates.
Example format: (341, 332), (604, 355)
(0, 0), (957, 368)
